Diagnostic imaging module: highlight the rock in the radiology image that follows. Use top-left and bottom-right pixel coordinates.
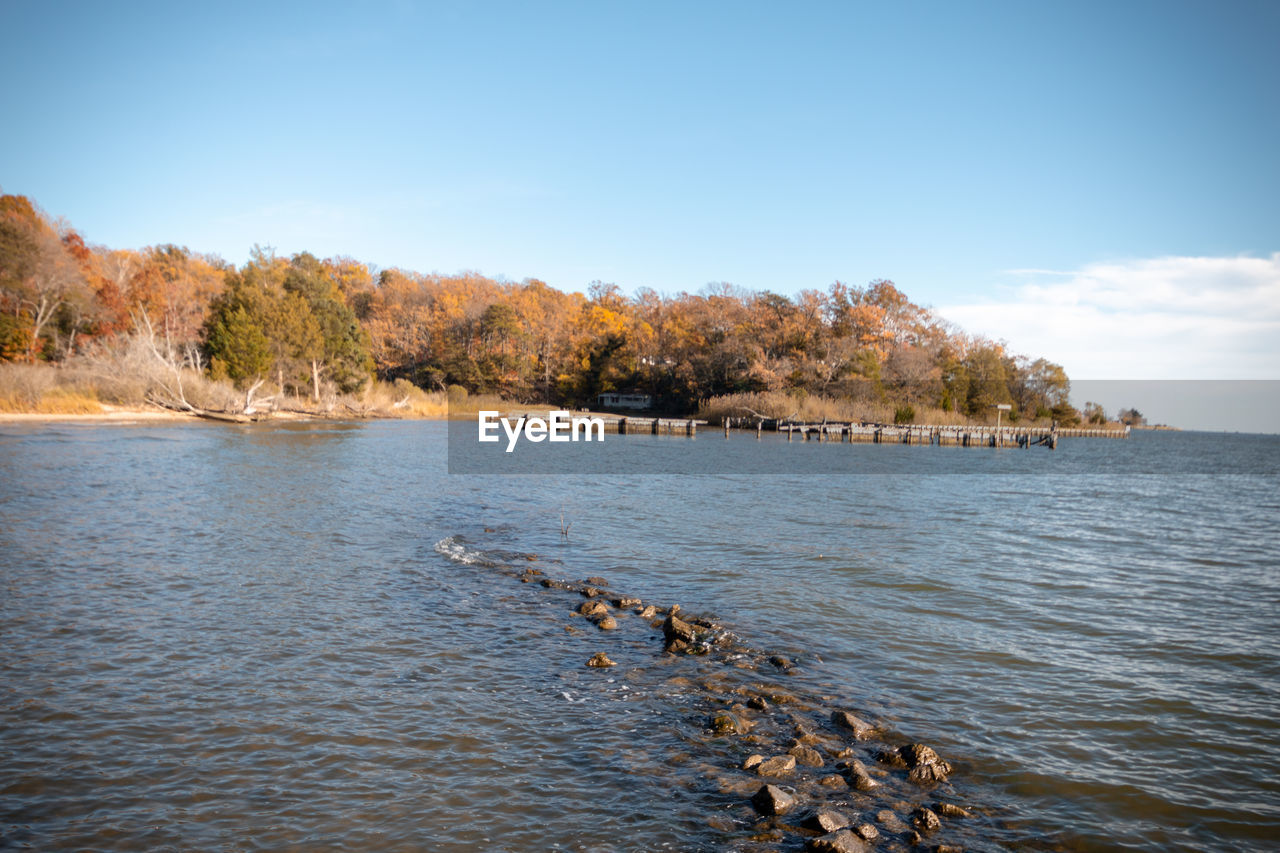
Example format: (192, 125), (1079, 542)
(806, 829), (868, 853)
(664, 638), (690, 654)
(935, 802), (972, 818)
(663, 613), (698, 644)
(817, 774), (848, 790)
(711, 712), (751, 735)
(768, 654), (793, 669)
(584, 576), (609, 586)
(756, 755), (797, 777)
(831, 710), (874, 739)
(789, 745), (824, 767)
(935, 846), (964, 853)
(805, 808), (851, 833)
(580, 586), (604, 598)
(743, 754), (765, 770)
(586, 652), (616, 668)
(578, 599), (609, 618)
(899, 744), (953, 784)
(751, 783), (796, 816)
(612, 596), (641, 608)
(908, 831), (922, 846)
(596, 616), (618, 630)
(748, 696), (770, 711)
(638, 605), (658, 619)
(875, 810), (908, 833)
(838, 759), (878, 791)
(852, 823), (878, 841)
(912, 807), (941, 833)
(875, 748), (907, 768)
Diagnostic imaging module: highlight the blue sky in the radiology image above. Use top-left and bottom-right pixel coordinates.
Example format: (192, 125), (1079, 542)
(3, 0), (1278, 383)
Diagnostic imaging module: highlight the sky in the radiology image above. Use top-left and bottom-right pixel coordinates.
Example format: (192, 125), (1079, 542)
(2, 0), (1278, 394)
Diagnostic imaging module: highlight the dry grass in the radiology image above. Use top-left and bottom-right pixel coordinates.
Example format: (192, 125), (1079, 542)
(697, 391), (1050, 426)
(0, 363), (103, 413)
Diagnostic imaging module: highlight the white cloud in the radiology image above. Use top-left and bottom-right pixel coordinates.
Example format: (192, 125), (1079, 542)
(938, 254), (1280, 379)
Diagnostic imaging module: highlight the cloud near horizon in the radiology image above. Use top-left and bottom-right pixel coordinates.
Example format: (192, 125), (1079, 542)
(938, 254), (1280, 379)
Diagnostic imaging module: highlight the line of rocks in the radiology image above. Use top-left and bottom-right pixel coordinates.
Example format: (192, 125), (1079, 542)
(490, 549), (992, 851)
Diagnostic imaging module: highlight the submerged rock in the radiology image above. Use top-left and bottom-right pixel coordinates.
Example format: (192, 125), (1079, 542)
(912, 806), (941, 833)
(711, 712), (751, 735)
(596, 616), (618, 630)
(838, 759), (879, 792)
(586, 652), (616, 668)
(852, 823), (878, 842)
(584, 576), (609, 587)
(935, 802), (972, 818)
(789, 745), (824, 767)
(751, 783), (796, 816)
(831, 710), (874, 739)
(900, 744), (953, 784)
(663, 613), (698, 644)
(580, 586), (604, 598)
(875, 810), (908, 833)
(756, 755), (797, 777)
(637, 605), (658, 619)
(578, 599), (609, 618)
(748, 695), (770, 711)
(805, 808), (851, 833)
(806, 829), (868, 853)
(612, 596), (641, 608)
(540, 578), (576, 590)
(768, 654), (793, 670)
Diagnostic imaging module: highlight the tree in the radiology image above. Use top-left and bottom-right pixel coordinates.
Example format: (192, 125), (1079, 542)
(0, 195), (92, 361)
(1118, 407), (1145, 426)
(205, 304), (271, 383)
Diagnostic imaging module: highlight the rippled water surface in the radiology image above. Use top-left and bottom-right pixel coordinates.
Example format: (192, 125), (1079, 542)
(1, 422), (1277, 851)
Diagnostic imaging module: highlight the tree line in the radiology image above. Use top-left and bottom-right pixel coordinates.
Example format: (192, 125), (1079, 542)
(1, 192), (1082, 422)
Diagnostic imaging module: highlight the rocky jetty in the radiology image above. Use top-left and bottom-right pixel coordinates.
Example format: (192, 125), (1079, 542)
(440, 533), (994, 851)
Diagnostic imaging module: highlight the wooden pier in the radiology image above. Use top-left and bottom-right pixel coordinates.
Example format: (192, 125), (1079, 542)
(500, 411), (1129, 449)
(506, 413), (707, 436)
(718, 417), (1130, 449)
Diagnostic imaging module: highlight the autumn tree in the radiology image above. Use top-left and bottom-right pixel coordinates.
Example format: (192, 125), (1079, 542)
(0, 195), (92, 361)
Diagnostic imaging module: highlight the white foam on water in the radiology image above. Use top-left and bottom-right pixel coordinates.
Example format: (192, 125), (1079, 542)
(433, 535), (500, 567)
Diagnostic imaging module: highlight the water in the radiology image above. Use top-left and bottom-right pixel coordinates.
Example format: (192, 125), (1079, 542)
(1, 422), (1277, 851)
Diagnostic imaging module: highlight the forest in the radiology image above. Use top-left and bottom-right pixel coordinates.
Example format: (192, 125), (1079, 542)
(1, 192), (1093, 425)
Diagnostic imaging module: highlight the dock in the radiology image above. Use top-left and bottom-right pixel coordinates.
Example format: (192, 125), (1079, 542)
(501, 411), (1130, 449)
(720, 417), (1129, 449)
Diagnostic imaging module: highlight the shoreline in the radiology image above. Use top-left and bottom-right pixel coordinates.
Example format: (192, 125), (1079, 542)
(0, 406), (444, 425)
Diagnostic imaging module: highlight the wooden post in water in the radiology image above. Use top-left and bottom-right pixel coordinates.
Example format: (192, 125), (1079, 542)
(756, 419), (762, 440)
(687, 419), (696, 436)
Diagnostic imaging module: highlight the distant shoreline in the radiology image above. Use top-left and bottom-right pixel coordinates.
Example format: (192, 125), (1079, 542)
(0, 406), (442, 425)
